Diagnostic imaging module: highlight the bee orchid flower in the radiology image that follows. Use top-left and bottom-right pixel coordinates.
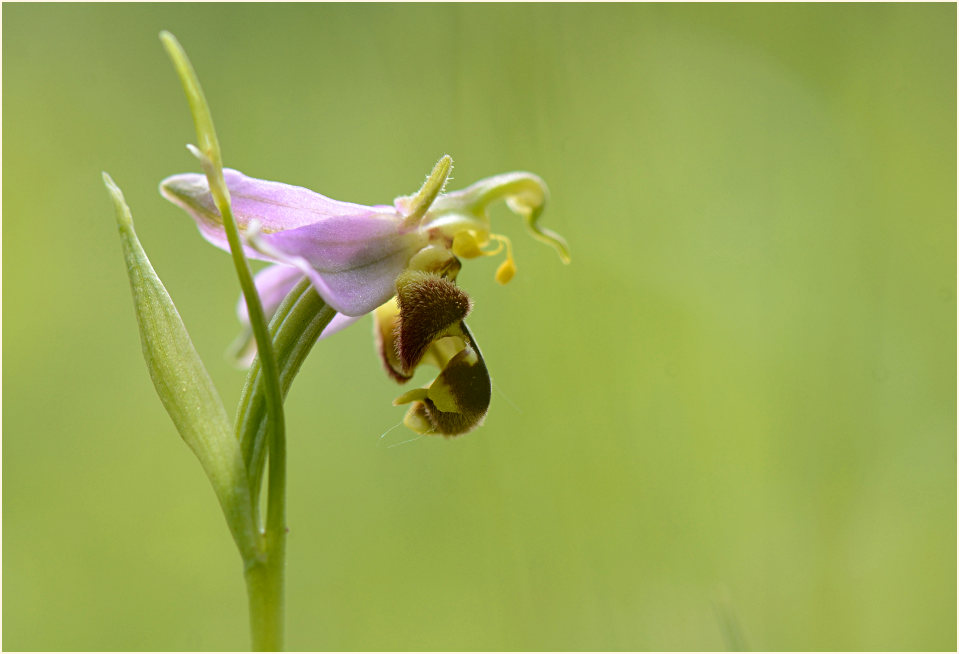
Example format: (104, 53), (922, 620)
(161, 156), (568, 435)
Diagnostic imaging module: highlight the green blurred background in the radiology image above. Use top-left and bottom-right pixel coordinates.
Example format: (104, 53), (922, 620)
(3, 3), (955, 651)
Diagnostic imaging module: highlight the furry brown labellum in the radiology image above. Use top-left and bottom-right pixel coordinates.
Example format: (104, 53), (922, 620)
(375, 271), (491, 436)
(394, 271), (472, 373)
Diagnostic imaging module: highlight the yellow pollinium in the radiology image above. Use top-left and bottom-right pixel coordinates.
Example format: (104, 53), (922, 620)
(451, 230), (517, 285)
(451, 230), (486, 259)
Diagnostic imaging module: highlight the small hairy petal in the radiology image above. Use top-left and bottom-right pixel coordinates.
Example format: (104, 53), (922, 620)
(394, 271), (472, 373)
(373, 300), (411, 383)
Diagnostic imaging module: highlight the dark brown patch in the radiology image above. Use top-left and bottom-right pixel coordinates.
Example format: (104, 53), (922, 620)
(394, 271), (472, 373)
(420, 345), (491, 437)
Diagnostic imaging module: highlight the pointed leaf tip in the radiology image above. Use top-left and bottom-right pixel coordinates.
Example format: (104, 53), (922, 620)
(103, 172), (134, 229)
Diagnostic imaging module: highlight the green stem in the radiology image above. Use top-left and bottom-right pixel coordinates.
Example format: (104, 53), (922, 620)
(160, 31), (289, 650)
(238, 279), (334, 651)
(245, 551), (284, 652)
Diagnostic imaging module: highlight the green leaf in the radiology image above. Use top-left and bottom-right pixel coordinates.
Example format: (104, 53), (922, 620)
(104, 172), (258, 561)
